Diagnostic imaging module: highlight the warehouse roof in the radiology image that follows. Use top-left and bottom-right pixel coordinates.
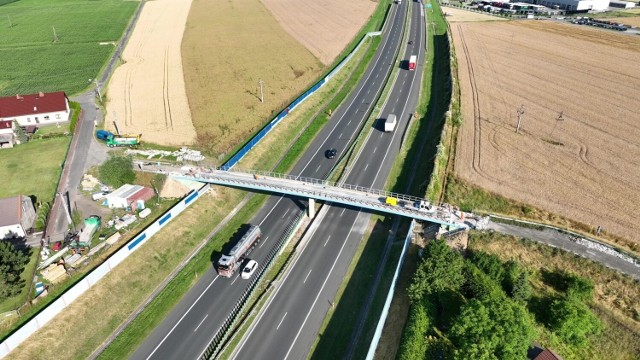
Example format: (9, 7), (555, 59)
(108, 184), (145, 200)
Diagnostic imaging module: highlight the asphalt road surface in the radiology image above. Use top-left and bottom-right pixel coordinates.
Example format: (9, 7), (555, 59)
(231, 2), (426, 359)
(131, 2), (411, 360)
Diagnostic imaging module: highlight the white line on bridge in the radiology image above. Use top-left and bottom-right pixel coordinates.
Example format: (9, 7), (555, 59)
(324, 235), (331, 247)
(194, 314), (209, 332)
(304, 269), (313, 284)
(277, 312), (288, 330)
(259, 236), (270, 248)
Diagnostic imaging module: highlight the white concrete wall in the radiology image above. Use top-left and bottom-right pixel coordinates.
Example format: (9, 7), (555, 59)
(0, 224), (26, 239)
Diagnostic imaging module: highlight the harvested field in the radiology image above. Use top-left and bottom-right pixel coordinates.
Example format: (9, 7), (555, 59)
(442, 6), (507, 22)
(182, 0), (325, 157)
(451, 20), (640, 241)
(260, 0), (377, 65)
(105, 0), (197, 146)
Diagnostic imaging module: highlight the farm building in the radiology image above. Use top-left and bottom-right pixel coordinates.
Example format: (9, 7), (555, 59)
(0, 195), (36, 239)
(523, 0), (609, 11)
(0, 91), (70, 127)
(105, 184), (154, 210)
(0, 120), (15, 148)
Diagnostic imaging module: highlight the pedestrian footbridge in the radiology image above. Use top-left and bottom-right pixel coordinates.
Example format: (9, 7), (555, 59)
(138, 163), (469, 229)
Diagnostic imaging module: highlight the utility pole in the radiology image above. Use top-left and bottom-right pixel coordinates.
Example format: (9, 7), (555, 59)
(52, 25), (59, 42)
(258, 79), (264, 103)
(94, 79), (102, 102)
(515, 104), (525, 133)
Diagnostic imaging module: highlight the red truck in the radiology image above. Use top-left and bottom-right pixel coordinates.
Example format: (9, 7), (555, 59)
(408, 55), (417, 71)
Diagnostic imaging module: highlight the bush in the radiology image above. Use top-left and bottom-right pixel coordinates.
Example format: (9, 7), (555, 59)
(504, 260), (531, 303)
(469, 250), (504, 283)
(462, 262), (503, 301)
(408, 239), (464, 303)
(398, 296), (437, 360)
(98, 155), (136, 188)
(549, 297), (602, 346)
(69, 101), (82, 134)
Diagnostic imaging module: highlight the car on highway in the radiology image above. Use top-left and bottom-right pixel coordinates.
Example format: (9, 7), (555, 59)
(325, 148), (337, 159)
(408, 40), (413, 45)
(241, 260), (258, 279)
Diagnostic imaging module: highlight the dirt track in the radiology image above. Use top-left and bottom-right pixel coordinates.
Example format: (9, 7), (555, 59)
(451, 20), (640, 241)
(260, 0), (377, 65)
(105, 0), (197, 146)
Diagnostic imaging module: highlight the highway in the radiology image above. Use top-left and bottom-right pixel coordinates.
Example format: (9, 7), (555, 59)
(131, 2), (410, 359)
(231, 1), (426, 359)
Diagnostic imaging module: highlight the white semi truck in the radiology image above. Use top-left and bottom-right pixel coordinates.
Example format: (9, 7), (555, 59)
(384, 114), (397, 132)
(217, 225), (262, 277)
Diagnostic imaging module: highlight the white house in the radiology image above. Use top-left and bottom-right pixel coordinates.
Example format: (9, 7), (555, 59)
(0, 195), (36, 239)
(0, 120), (15, 148)
(0, 91), (70, 127)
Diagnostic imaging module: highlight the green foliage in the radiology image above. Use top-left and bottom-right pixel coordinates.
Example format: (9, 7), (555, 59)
(469, 250), (504, 283)
(565, 274), (594, 302)
(449, 298), (536, 360)
(69, 101), (81, 133)
(408, 239), (464, 303)
(0, 0), (138, 96)
(0, 241), (30, 300)
(549, 297), (602, 347)
(462, 262), (503, 301)
(98, 155), (135, 188)
(398, 297), (437, 360)
(12, 121), (28, 144)
(34, 201), (51, 230)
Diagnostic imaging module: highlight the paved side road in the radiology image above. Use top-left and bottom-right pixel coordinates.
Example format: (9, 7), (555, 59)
(486, 221), (640, 280)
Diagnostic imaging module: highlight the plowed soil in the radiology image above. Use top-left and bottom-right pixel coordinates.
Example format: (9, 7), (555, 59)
(260, 0), (377, 65)
(105, 0), (197, 146)
(451, 20), (640, 241)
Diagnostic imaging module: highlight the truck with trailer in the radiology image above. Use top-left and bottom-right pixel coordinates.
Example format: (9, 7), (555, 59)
(408, 55), (417, 71)
(384, 114), (397, 132)
(217, 225), (262, 277)
(106, 134), (141, 147)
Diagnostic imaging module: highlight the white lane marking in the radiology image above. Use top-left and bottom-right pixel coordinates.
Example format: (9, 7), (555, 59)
(258, 195), (287, 226)
(373, 146), (378, 154)
(146, 275), (220, 359)
(304, 269), (313, 284)
(277, 312), (288, 330)
(281, 208), (290, 219)
(340, 208), (346, 216)
(283, 212), (363, 360)
(347, 120), (351, 126)
(324, 236), (331, 247)
(194, 314), (209, 332)
(231, 274), (240, 286)
(315, 164), (321, 173)
(259, 236), (270, 248)
(364, 164), (369, 171)
(339, 132), (343, 139)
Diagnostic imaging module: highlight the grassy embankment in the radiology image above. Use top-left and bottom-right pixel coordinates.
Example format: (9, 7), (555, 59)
(0, 0), (138, 97)
(311, 0), (455, 357)
(467, 231), (640, 360)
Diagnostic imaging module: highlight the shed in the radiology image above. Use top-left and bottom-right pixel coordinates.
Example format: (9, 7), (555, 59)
(105, 184), (155, 210)
(0, 195), (36, 239)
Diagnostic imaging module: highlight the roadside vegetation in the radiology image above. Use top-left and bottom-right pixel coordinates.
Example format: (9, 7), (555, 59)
(0, 0), (138, 96)
(397, 234), (640, 360)
(0, 242), (32, 306)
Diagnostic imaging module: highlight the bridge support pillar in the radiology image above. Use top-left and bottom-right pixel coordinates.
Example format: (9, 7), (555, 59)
(308, 198), (315, 218)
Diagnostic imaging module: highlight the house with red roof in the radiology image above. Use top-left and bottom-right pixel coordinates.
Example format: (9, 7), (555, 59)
(0, 120), (15, 148)
(0, 91), (70, 127)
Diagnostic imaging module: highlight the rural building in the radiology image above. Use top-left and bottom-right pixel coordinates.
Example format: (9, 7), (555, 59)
(0, 120), (15, 148)
(0, 91), (70, 127)
(609, 0), (635, 8)
(105, 184), (155, 210)
(0, 195), (36, 239)
(523, 0), (609, 11)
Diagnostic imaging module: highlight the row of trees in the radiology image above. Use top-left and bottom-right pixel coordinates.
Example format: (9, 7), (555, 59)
(399, 239), (601, 359)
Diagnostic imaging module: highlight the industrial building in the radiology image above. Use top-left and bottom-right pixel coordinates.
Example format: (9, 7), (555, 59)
(523, 0), (610, 11)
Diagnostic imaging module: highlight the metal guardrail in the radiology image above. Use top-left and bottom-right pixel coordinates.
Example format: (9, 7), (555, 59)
(198, 211), (304, 360)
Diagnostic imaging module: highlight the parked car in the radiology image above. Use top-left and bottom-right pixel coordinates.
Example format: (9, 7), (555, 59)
(92, 191), (109, 201)
(325, 148), (337, 159)
(241, 260), (258, 279)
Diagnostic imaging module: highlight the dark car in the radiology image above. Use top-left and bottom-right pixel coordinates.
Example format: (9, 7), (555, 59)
(325, 148), (337, 159)
(408, 40), (413, 45)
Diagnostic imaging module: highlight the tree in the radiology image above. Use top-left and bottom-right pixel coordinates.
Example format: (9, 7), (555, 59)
(13, 121), (28, 144)
(503, 261), (531, 303)
(469, 250), (504, 283)
(408, 239), (464, 303)
(98, 155), (136, 188)
(549, 297), (602, 347)
(0, 241), (30, 300)
(449, 298), (536, 360)
(398, 297), (437, 360)
(565, 274), (594, 302)
(462, 262), (503, 301)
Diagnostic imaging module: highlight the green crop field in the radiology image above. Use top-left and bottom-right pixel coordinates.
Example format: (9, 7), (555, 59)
(0, 0), (139, 96)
